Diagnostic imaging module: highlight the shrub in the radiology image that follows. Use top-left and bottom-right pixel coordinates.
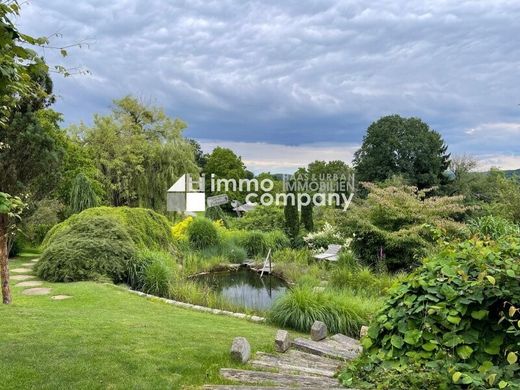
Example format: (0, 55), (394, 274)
(343, 237), (520, 389)
(36, 216), (136, 282)
(186, 217), (220, 249)
(303, 222), (348, 251)
(43, 206), (174, 251)
(241, 230), (268, 257)
(171, 216), (193, 241)
(24, 199), (64, 245)
(269, 286), (381, 337)
(233, 205), (285, 232)
(342, 183), (468, 271)
(330, 266), (401, 296)
(8, 236), (22, 258)
(265, 230), (291, 251)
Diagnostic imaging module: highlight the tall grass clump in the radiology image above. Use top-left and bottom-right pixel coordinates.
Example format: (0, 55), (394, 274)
(187, 217), (220, 249)
(330, 266), (402, 296)
(127, 249), (177, 296)
(269, 286), (381, 337)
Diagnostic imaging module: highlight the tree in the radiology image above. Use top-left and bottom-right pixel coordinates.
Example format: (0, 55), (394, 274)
(353, 115), (450, 188)
(188, 139), (207, 169)
(75, 96), (198, 212)
(301, 203), (314, 231)
(0, 193), (24, 303)
(203, 147), (247, 201)
(69, 173), (99, 214)
(284, 184), (300, 244)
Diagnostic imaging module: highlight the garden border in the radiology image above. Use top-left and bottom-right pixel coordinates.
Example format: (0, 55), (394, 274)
(109, 284), (266, 323)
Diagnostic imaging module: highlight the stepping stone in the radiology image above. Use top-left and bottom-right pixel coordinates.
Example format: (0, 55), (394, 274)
(21, 262), (35, 267)
(220, 368), (340, 388)
(22, 288), (51, 296)
(11, 275), (35, 281)
(51, 295), (73, 300)
(31, 258), (40, 262)
(251, 350), (341, 377)
(15, 281), (43, 287)
(11, 268), (32, 273)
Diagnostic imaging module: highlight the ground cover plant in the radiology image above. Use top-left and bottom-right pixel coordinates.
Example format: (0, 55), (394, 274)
(341, 235), (520, 389)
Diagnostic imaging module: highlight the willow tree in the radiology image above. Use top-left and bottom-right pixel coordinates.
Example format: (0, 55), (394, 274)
(75, 96), (198, 212)
(69, 173), (99, 214)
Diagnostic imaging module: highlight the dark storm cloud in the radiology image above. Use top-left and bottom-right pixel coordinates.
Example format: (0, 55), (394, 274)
(18, 0), (520, 168)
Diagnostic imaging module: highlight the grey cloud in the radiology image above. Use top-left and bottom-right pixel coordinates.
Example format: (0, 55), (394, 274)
(17, 0), (520, 161)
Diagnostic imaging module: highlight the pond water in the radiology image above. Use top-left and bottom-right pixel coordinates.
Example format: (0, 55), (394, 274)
(194, 268), (288, 311)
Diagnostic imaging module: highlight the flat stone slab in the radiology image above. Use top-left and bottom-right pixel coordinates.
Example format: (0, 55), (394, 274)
(10, 274), (35, 281)
(21, 262), (35, 267)
(292, 337), (360, 361)
(220, 368), (340, 388)
(31, 258), (40, 262)
(11, 268), (32, 273)
(251, 350), (341, 377)
(22, 288), (51, 296)
(51, 295), (73, 300)
(15, 281), (43, 287)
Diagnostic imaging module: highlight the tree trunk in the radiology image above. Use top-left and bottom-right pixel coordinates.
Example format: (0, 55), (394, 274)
(0, 214), (11, 304)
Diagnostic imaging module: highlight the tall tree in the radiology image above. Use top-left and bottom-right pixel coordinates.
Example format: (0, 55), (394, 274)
(353, 115), (450, 188)
(203, 147), (247, 201)
(75, 96), (198, 211)
(0, 1), (60, 304)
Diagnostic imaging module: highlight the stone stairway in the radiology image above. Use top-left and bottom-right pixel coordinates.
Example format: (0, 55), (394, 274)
(204, 323), (362, 389)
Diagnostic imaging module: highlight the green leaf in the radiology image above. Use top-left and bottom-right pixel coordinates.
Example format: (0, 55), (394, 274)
(486, 275), (496, 285)
(422, 342), (437, 351)
(452, 372), (462, 383)
(456, 345), (474, 360)
(498, 380), (508, 389)
(390, 335), (404, 349)
(404, 329), (421, 345)
(447, 315), (461, 325)
(507, 352), (518, 365)
(471, 310), (488, 320)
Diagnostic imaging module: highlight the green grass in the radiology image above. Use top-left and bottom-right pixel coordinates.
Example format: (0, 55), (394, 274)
(0, 254), (300, 389)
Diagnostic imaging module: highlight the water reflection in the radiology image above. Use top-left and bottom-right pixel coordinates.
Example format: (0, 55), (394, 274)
(194, 268), (288, 311)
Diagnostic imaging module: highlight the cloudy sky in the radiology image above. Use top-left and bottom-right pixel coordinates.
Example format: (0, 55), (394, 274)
(19, 0), (520, 172)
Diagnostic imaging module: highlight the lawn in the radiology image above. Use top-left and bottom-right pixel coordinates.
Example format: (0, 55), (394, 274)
(0, 253), (293, 389)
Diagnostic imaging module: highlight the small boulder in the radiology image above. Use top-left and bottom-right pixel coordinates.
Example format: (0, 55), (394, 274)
(360, 325), (369, 338)
(230, 337), (251, 363)
(275, 330), (290, 352)
(311, 321), (327, 341)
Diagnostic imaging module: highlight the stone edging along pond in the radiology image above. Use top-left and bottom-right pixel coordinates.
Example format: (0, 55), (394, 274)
(110, 284), (266, 323)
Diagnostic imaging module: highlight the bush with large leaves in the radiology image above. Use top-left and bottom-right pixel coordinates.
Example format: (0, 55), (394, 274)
(341, 236), (520, 389)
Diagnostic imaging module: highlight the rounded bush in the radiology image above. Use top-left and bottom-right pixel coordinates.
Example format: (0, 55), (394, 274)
(36, 216), (136, 282)
(186, 217), (219, 249)
(42, 206), (174, 251)
(348, 237), (520, 388)
(240, 231), (268, 257)
(224, 243), (247, 263)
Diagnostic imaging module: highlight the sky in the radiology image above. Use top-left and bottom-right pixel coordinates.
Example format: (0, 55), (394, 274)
(18, 0), (520, 173)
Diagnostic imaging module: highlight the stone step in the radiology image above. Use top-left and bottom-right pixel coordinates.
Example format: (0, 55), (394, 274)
(291, 336), (361, 361)
(220, 368), (340, 388)
(250, 350), (340, 377)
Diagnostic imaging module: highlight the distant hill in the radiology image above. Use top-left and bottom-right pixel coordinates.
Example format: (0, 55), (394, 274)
(503, 169), (520, 178)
